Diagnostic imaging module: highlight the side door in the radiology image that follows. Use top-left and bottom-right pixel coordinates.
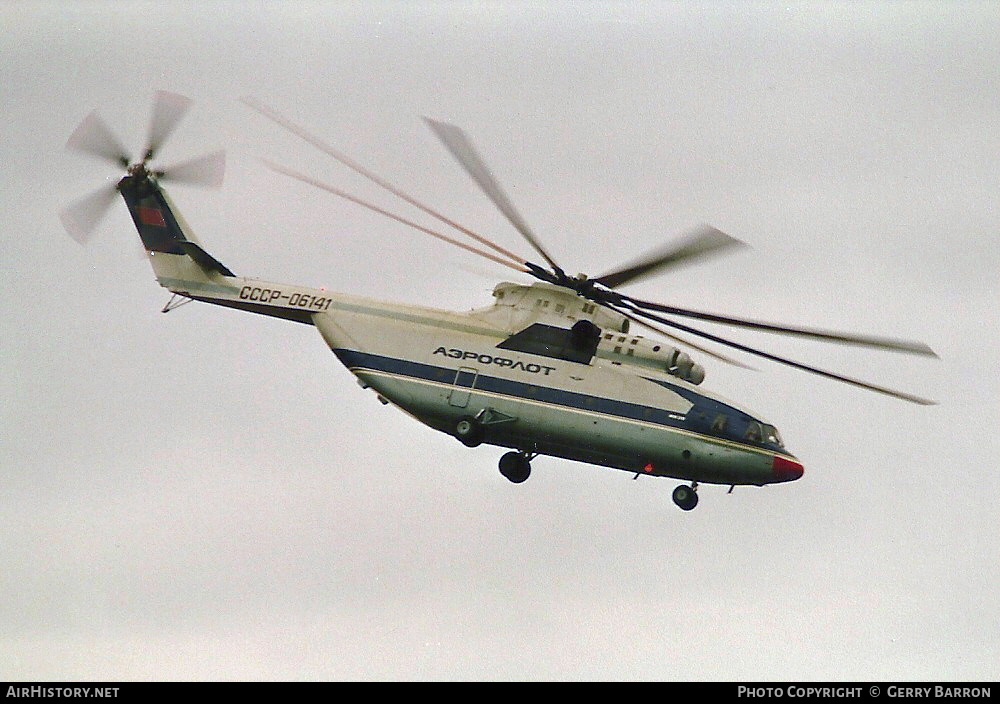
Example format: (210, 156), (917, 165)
(449, 366), (479, 408)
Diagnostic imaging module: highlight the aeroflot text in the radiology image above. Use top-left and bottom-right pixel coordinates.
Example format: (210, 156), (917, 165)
(433, 347), (556, 375)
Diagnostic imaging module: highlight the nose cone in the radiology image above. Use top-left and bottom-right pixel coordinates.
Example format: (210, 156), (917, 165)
(772, 454), (804, 482)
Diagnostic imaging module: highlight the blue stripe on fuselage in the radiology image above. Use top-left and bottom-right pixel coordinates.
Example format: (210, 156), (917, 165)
(333, 348), (782, 454)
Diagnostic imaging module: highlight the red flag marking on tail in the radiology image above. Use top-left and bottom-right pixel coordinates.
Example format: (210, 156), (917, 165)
(138, 206), (166, 227)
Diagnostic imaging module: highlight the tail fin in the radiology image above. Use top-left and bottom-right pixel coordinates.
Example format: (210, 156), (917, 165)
(118, 168), (235, 283)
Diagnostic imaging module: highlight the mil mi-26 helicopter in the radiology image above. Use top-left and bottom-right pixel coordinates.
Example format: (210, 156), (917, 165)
(61, 92), (936, 510)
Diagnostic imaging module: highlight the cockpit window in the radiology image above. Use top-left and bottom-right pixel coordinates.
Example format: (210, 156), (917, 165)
(762, 424), (783, 447)
(641, 376), (787, 450)
(711, 414), (728, 434)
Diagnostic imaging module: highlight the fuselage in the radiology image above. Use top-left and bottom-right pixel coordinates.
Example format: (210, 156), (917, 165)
(300, 280), (802, 487)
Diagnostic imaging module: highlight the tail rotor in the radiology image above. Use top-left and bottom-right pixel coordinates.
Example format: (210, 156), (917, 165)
(60, 91), (225, 244)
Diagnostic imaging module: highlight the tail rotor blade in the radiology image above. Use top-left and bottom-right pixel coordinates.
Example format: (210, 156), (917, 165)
(66, 111), (131, 168)
(158, 150), (226, 188)
(144, 90), (192, 161)
(59, 183), (119, 244)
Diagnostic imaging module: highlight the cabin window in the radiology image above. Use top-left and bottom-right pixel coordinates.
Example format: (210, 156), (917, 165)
(614, 345), (622, 354)
(555, 304), (565, 314)
(626, 348), (634, 356)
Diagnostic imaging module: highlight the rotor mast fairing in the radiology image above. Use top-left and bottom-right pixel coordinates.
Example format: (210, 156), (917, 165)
(483, 280), (706, 384)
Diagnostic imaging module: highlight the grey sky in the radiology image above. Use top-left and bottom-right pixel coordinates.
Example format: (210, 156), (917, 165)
(2, 1), (998, 680)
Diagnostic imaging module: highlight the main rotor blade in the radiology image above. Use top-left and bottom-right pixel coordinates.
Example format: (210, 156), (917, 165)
(59, 183), (119, 244)
(66, 111), (131, 168)
(158, 150), (226, 188)
(144, 90), (192, 161)
(242, 98), (529, 268)
(620, 303), (936, 405)
(593, 226), (747, 289)
(620, 295), (937, 357)
(609, 304), (756, 369)
(264, 160), (531, 275)
(423, 117), (563, 274)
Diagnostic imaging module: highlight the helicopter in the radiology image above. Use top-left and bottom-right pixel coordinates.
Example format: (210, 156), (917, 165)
(60, 91), (937, 511)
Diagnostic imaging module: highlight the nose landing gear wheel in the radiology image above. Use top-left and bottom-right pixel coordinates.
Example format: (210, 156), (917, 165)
(672, 484), (699, 511)
(499, 451), (531, 484)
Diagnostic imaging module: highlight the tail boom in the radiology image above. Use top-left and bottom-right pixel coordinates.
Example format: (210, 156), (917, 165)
(181, 278), (337, 325)
(119, 168), (327, 325)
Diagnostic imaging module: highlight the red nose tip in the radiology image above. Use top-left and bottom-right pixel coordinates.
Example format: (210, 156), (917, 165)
(772, 455), (804, 482)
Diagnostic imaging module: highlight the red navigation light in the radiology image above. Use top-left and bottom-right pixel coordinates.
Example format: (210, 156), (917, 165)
(643, 462), (654, 473)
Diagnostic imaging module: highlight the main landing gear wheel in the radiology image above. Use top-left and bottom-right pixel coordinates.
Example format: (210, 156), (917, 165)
(672, 484), (699, 511)
(499, 451), (531, 484)
(454, 416), (484, 447)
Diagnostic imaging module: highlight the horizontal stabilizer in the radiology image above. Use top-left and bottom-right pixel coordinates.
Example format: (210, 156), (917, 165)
(180, 241), (236, 277)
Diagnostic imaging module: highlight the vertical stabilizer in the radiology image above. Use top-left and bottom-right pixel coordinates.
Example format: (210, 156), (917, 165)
(118, 168), (235, 284)
(118, 170), (190, 255)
